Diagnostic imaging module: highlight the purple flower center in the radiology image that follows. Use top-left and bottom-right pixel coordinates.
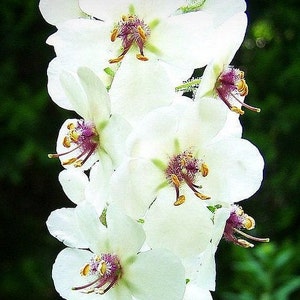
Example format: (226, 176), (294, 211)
(48, 120), (99, 167)
(165, 150), (210, 205)
(109, 14), (151, 63)
(223, 204), (269, 248)
(72, 253), (122, 294)
(215, 67), (260, 115)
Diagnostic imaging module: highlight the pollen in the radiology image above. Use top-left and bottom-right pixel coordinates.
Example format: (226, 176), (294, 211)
(109, 14), (151, 64)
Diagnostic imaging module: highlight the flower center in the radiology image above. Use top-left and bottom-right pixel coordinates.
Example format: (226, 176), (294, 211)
(109, 14), (151, 63)
(215, 67), (261, 115)
(223, 204), (269, 248)
(165, 150), (210, 206)
(72, 253), (122, 294)
(48, 120), (99, 167)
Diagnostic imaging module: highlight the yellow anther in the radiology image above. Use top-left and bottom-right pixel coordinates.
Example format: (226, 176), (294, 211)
(109, 55), (125, 64)
(80, 263), (90, 276)
(231, 106), (245, 115)
(200, 162), (209, 177)
(67, 123), (75, 130)
(110, 28), (119, 42)
(121, 15), (128, 21)
(62, 157), (77, 165)
(239, 70), (245, 79)
(236, 79), (248, 97)
(99, 262), (107, 276)
(136, 54), (149, 61)
(70, 130), (80, 142)
(194, 192), (211, 200)
(137, 25), (147, 41)
(48, 153), (58, 159)
(74, 160), (83, 168)
(171, 174), (181, 187)
(174, 195), (185, 206)
(243, 215), (255, 230)
(237, 239), (254, 248)
(63, 136), (71, 148)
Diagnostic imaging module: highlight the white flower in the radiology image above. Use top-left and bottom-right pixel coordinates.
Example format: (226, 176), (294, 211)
(44, 0), (226, 125)
(195, 12), (260, 115)
(48, 67), (131, 170)
(110, 97), (264, 220)
(47, 203), (186, 300)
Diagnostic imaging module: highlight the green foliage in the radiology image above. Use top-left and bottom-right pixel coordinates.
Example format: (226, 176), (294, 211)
(218, 242), (300, 300)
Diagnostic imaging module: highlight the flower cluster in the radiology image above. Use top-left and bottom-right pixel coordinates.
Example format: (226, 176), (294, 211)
(40, 0), (269, 299)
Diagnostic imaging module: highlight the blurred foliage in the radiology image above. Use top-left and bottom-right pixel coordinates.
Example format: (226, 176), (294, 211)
(0, 0), (299, 299)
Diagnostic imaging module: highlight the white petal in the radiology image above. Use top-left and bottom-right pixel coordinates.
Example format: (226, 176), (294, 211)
(151, 12), (214, 69)
(46, 208), (89, 248)
(58, 169), (89, 204)
(109, 55), (175, 126)
(202, 138), (264, 204)
(39, 0), (86, 26)
(144, 190), (213, 258)
(74, 202), (107, 251)
(100, 114), (132, 167)
(201, 0), (246, 26)
(110, 158), (164, 219)
(184, 284), (212, 300)
(85, 159), (113, 214)
(77, 67), (111, 122)
(177, 98), (227, 148)
(125, 249), (186, 300)
(79, 0), (184, 21)
(184, 245), (216, 291)
(46, 19), (115, 110)
(104, 204), (146, 260)
(127, 104), (183, 159)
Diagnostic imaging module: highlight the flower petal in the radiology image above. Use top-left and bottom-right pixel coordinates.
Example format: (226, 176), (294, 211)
(144, 189), (213, 258)
(39, 0), (86, 26)
(100, 114), (132, 167)
(125, 249), (186, 300)
(46, 207), (89, 248)
(103, 204), (146, 260)
(109, 55), (175, 126)
(110, 158), (164, 219)
(202, 138), (264, 204)
(58, 169), (89, 204)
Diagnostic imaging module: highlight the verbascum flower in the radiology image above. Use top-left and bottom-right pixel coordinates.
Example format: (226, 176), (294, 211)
(43, 0), (246, 125)
(48, 67), (131, 170)
(47, 203), (186, 300)
(110, 97), (264, 219)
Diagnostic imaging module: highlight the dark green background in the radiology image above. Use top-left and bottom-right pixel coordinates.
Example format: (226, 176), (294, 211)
(1, 1), (299, 299)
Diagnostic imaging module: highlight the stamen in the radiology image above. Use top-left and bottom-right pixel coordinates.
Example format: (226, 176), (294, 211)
(216, 67), (261, 114)
(174, 195), (185, 206)
(109, 14), (151, 63)
(165, 151), (210, 204)
(223, 204), (270, 248)
(48, 120), (99, 168)
(200, 162), (209, 177)
(233, 228), (270, 243)
(110, 28), (119, 42)
(72, 253), (122, 295)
